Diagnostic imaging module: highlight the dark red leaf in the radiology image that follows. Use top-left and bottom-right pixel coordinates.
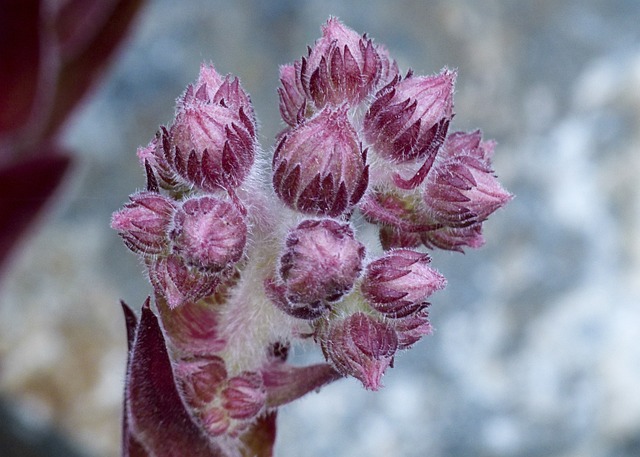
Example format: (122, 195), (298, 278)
(0, 152), (71, 278)
(126, 300), (225, 456)
(42, 0), (146, 138)
(0, 0), (41, 134)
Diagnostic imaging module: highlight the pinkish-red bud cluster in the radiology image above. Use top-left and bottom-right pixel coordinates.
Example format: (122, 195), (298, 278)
(114, 17), (511, 453)
(175, 356), (266, 437)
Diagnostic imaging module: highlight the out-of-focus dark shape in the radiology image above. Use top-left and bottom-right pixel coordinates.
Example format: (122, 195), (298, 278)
(0, 0), (145, 279)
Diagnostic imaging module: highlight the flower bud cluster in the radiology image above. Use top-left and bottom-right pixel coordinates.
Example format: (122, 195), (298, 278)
(112, 64), (253, 310)
(175, 356), (266, 437)
(114, 17), (511, 450)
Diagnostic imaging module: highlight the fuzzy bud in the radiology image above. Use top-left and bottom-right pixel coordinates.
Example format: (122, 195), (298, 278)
(392, 308), (433, 349)
(221, 372), (267, 420)
(302, 17), (395, 109)
(148, 254), (219, 309)
(194, 63), (256, 125)
(361, 249), (446, 318)
(423, 130), (512, 229)
(176, 358), (266, 437)
(364, 69), (455, 163)
(279, 219), (364, 308)
(322, 312), (398, 390)
(170, 196), (246, 272)
(272, 105), (368, 217)
(159, 65), (256, 192)
(111, 191), (175, 256)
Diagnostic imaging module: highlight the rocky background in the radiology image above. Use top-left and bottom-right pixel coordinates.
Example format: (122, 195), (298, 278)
(2, 0), (640, 456)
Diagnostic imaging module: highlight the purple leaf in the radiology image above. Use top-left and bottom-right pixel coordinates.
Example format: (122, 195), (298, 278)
(0, 152), (71, 279)
(0, 0), (40, 135)
(126, 299), (225, 456)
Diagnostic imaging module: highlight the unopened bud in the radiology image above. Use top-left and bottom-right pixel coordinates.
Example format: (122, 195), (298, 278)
(323, 312), (398, 390)
(423, 130), (512, 228)
(148, 254), (219, 309)
(111, 191), (175, 256)
(170, 196), (247, 272)
(364, 69), (455, 163)
(392, 308), (433, 349)
(272, 105), (368, 217)
(279, 219), (364, 307)
(361, 249), (446, 318)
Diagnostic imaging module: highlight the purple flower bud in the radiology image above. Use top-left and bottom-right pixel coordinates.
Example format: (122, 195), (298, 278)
(423, 130), (512, 228)
(278, 62), (308, 126)
(361, 249), (446, 318)
(272, 105), (368, 217)
(364, 69), (455, 163)
(279, 219), (365, 308)
(392, 308), (433, 349)
(111, 191), (175, 256)
(148, 254), (219, 309)
(221, 372), (266, 420)
(359, 189), (443, 250)
(167, 98), (255, 192)
(175, 356), (228, 407)
(420, 223), (486, 252)
(170, 196), (247, 272)
(156, 293), (227, 356)
(278, 18), (399, 124)
(136, 134), (180, 190)
(323, 312), (398, 390)
(176, 359), (265, 437)
(193, 64), (256, 126)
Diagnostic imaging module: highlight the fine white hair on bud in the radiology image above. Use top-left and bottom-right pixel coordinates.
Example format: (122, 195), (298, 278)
(113, 16), (510, 453)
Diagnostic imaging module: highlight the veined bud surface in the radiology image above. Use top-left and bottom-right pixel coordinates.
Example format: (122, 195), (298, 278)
(154, 65), (256, 192)
(277, 18), (399, 126)
(279, 218), (365, 308)
(194, 63), (256, 125)
(176, 357), (266, 437)
(148, 254), (219, 309)
(272, 105), (368, 217)
(364, 69), (455, 163)
(423, 130), (512, 228)
(361, 249), (446, 318)
(170, 195), (247, 272)
(111, 191), (175, 256)
(392, 307), (433, 349)
(322, 312), (398, 390)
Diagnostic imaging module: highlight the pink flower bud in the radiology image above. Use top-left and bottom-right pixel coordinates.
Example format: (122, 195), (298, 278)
(193, 64), (256, 126)
(364, 69), (455, 163)
(221, 372), (266, 420)
(361, 249), (446, 318)
(278, 17), (398, 124)
(423, 130), (512, 228)
(148, 254), (219, 309)
(392, 308), (433, 349)
(175, 356), (228, 407)
(170, 196), (246, 272)
(176, 359), (265, 437)
(323, 312), (398, 390)
(420, 223), (486, 252)
(272, 105), (368, 217)
(111, 191), (175, 256)
(136, 134), (180, 190)
(167, 98), (255, 191)
(279, 219), (365, 308)
(277, 62), (308, 126)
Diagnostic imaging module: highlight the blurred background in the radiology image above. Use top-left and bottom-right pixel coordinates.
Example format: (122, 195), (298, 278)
(1, 0), (640, 456)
